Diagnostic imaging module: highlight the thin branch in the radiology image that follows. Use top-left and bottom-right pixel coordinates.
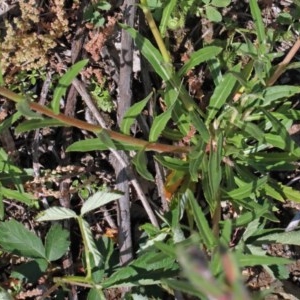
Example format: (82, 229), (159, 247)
(267, 37), (300, 86)
(72, 79), (159, 227)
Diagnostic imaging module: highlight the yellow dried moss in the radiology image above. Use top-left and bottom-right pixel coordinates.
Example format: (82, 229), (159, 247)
(0, 0), (69, 78)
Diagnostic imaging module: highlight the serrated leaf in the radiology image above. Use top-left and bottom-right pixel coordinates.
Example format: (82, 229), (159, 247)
(16, 99), (43, 119)
(149, 104), (174, 142)
(80, 218), (102, 266)
(16, 119), (65, 133)
(120, 92), (152, 134)
(132, 150), (154, 181)
(0, 219), (46, 259)
(36, 207), (77, 221)
(178, 46), (222, 76)
(45, 224), (70, 261)
(205, 6), (222, 22)
(81, 191), (122, 216)
(52, 59), (89, 114)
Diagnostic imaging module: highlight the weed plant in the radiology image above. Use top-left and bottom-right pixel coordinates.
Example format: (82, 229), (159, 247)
(0, 0), (300, 299)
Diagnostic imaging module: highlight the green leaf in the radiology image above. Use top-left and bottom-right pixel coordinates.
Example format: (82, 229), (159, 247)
(237, 253), (290, 266)
(81, 191), (122, 216)
(45, 224), (70, 261)
(207, 133), (223, 205)
(36, 207), (77, 221)
(159, 0), (177, 37)
(205, 6), (222, 22)
(225, 176), (268, 200)
(178, 46), (222, 76)
(16, 119), (65, 133)
(132, 150), (154, 181)
(16, 99), (43, 119)
(262, 86), (300, 106)
(249, 0), (266, 47)
(163, 279), (201, 298)
(87, 288), (104, 300)
(102, 251), (178, 288)
(262, 108), (296, 152)
(0, 111), (22, 134)
(1, 186), (36, 206)
(67, 138), (142, 152)
(120, 92), (152, 135)
(0, 288), (14, 300)
(0, 219), (46, 259)
(121, 25), (173, 81)
(154, 155), (189, 171)
(206, 65), (239, 124)
(11, 258), (48, 283)
(186, 189), (216, 249)
(97, 130), (116, 150)
(211, 0), (231, 7)
(80, 218), (102, 266)
(149, 104), (174, 142)
(52, 59), (89, 114)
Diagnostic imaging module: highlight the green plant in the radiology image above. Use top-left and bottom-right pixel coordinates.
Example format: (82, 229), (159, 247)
(1, 0), (300, 298)
(83, 0), (111, 28)
(89, 78), (114, 113)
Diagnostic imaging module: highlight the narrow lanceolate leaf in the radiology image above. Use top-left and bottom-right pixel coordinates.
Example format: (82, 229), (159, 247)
(45, 224), (70, 261)
(121, 92), (152, 135)
(1, 186), (36, 206)
(16, 119), (65, 133)
(208, 133), (223, 202)
(149, 104), (174, 142)
(67, 138), (142, 152)
(81, 191), (122, 216)
(262, 86), (300, 106)
(254, 230), (300, 246)
(237, 254), (290, 266)
(206, 65), (239, 124)
(80, 218), (102, 266)
(36, 206), (77, 222)
(121, 25), (173, 81)
(249, 0), (266, 46)
(16, 99), (43, 119)
(0, 219), (46, 259)
(186, 189), (216, 249)
(159, 0), (177, 38)
(262, 108), (296, 152)
(178, 46), (222, 77)
(132, 150), (154, 181)
(52, 59), (89, 114)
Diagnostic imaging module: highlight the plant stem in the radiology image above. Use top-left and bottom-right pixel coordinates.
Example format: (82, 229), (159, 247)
(0, 87), (190, 154)
(140, 0), (171, 64)
(77, 216), (92, 279)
